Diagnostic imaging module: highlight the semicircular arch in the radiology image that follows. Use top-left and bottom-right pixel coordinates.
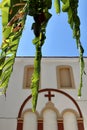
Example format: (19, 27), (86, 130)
(18, 88), (83, 118)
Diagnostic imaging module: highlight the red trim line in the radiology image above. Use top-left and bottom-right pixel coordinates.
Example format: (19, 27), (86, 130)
(18, 88), (83, 118)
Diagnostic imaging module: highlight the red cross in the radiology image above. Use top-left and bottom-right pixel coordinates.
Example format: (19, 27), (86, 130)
(45, 91), (55, 101)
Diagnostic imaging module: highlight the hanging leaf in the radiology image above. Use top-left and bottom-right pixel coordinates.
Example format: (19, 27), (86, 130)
(61, 0), (85, 97)
(31, 47), (41, 112)
(0, 56), (5, 70)
(67, 7), (73, 29)
(54, 0), (61, 14)
(45, 0), (52, 9)
(32, 37), (39, 45)
(61, 0), (70, 12)
(0, 2), (28, 95)
(0, 0), (85, 112)
(78, 44), (85, 97)
(30, 2), (52, 111)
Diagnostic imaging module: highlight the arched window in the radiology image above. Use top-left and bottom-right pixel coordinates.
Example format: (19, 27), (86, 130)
(63, 111), (78, 130)
(43, 109), (58, 130)
(23, 111), (37, 130)
(17, 89), (84, 130)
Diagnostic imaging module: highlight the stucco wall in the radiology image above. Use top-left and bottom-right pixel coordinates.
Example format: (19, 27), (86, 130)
(0, 57), (87, 130)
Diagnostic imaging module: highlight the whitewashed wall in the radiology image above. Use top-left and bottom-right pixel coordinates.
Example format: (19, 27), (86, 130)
(0, 57), (87, 130)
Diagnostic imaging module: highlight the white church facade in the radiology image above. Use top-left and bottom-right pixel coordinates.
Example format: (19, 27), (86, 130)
(0, 57), (87, 130)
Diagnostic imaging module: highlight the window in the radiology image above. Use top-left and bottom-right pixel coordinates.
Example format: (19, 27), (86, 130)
(23, 65), (34, 89)
(56, 65), (75, 89)
(23, 65), (41, 89)
(63, 111), (78, 130)
(23, 111), (37, 130)
(43, 109), (58, 130)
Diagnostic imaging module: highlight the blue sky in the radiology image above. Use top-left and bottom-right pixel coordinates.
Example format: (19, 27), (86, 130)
(0, 0), (87, 56)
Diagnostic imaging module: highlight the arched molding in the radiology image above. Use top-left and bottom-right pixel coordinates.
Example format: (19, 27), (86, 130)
(23, 109), (38, 130)
(17, 88), (83, 118)
(61, 109), (80, 118)
(40, 102), (60, 118)
(22, 109), (39, 118)
(62, 109), (84, 130)
(63, 110), (78, 130)
(43, 108), (58, 130)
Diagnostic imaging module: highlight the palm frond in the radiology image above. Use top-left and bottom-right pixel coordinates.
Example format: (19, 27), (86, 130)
(61, 0), (85, 97)
(0, 2), (28, 95)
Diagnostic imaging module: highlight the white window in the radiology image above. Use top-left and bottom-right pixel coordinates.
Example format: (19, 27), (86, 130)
(43, 109), (58, 130)
(23, 111), (37, 130)
(63, 111), (78, 130)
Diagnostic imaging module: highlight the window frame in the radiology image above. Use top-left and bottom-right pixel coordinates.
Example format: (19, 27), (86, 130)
(56, 65), (75, 89)
(23, 65), (41, 89)
(23, 65), (34, 89)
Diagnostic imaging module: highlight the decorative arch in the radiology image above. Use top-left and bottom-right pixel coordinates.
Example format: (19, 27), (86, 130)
(43, 108), (58, 130)
(61, 109), (80, 118)
(22, 109), (38, 130)
(40, 102), (60, 118)
(40, 102), (62, 130)
(18, 88), (82, 118)
(63, 110), (78, 130)
(22, 109), (39, 118)
(17, 88), (84, 130)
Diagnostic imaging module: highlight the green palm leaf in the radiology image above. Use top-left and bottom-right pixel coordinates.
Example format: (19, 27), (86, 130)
(0, 0), (85, 112)
(0, 2), (28, 95)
